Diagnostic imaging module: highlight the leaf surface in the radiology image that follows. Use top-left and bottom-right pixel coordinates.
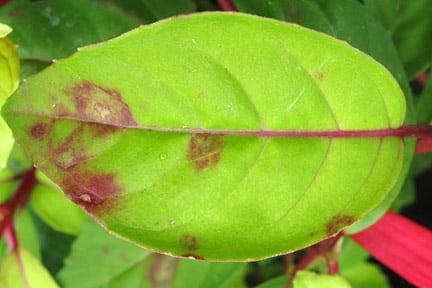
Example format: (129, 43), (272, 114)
(0, 23), (18, 168)
(30, 174), (89, 235)
(365, 0), (432, 78)
(2, 12), (408, 260)
(59, 222), (246, 288)
(0, 0), (139, 61)
(232, 0), (416, 233)
(293, 271), (351, 288)
(0, 247), (58, 288)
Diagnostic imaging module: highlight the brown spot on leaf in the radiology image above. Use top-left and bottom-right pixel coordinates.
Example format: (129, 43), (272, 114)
(89, 123), (119, 137)
(312, 70), (325, 81)
(66, 80), (137, 126)
(29, 122), (52, 139)
(326, 215), (357, 236)
(61, 168), (120, 213)
(149, 254), (177, 288)
(180, 254), (205, 260)
(179, 234), (199, 251)
(188, 134), (223, 171)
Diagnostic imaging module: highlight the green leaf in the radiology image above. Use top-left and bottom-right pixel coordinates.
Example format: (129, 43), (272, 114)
(0, 0), (30, 16)
(111, 0), (155, 23)
(293, 271), (351, 288)
(0, 168), (17, 204)
(233, 0), (415, 233)
(0, 0), (139, 61)
(3, 12), (407, 260)
(32, 213), (76, 276)
(30, 174), (89, 235)
(255, 276), (288, 288)
(0, 247), (58, 288)
(338, 238), (390, 287)
(391, 177), (415, 212)
(59, 222), (246, 287)
(365, 0), (432, 78)
(339, 238), (369, 271)
(140, 0), (196, 19)
(416, 73), (432, 124)
(112, 0), (197, 23)
(59, 222), (150, 288)
(0, 117), (13, 168)
(342, 263), (389, 288)
(0, 23), (19, 168)
(21, 59), (51, 80)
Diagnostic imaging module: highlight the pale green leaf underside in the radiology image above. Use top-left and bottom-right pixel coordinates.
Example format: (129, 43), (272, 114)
(0, 248), (58, 288)
(0, 24), (19, 168)
(294, 271), (351, 288)
(2, 12), (407, 260)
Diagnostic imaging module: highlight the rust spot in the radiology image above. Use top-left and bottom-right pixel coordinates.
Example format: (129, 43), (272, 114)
(326, 215), (357, 236)
(312, 70), (325, 81)
(89, 123), (119, 137)
(179, 234), (199, 251)
(149, 254), (177, 288)
(180, 254), (205, 260)
(66, 80), (137, 126)
(61, 168), (120, 213)
(188, 134), (223, 171)
(29, 122), (52, 139)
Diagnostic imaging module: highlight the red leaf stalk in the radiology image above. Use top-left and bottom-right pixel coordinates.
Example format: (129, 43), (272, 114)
(0, 168), (36, 243)
(216, 0), (237, 11)
(0, 0), (11, 8)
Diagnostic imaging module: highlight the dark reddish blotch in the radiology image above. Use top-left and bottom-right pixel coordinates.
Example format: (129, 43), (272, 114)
(61, 168), (120, 213)
(326, 215), (357, 236)
(188, 134), (223, 171)
(29, 122), (53, 139)
(66, 80), (137, 127)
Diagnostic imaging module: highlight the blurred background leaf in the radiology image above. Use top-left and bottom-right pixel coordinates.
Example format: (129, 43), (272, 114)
(364, 0), (432, 79)
(58, 222), (247, 288)
(0, 0), (140, 61)
(0, 247), (58, 288)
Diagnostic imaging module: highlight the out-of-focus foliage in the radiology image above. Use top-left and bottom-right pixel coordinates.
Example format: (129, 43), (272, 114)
(0, 23), (18, 168)
(364, 0), (432, 79)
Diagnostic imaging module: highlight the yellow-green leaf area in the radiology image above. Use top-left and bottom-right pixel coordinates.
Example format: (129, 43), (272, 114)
(0, 248), (59, 288)
(1, 13), (407, 260)
(0, 23), (19, 168)
(294, 271), (351, 288)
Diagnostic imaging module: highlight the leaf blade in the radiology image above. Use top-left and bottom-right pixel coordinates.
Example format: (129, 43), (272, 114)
(2, 12), (407, 260)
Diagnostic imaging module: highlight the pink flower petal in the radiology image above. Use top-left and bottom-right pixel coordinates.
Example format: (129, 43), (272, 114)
(352, 211), (432, 288)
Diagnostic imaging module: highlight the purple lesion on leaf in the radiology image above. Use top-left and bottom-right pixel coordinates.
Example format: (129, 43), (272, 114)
(61, 168), (121, 214)
(149, 254), (178, 288)
(326, 215), (357, 236)
(179, 234), (199, 251)
(28, 122), (54, 139)
(188, 134), (223, 171)
(63, 80), (137, 127)
(47, 122), (122, 169)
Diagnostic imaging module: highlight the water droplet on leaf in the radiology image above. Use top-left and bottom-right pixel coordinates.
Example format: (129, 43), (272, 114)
(159, 152), (167, 160)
